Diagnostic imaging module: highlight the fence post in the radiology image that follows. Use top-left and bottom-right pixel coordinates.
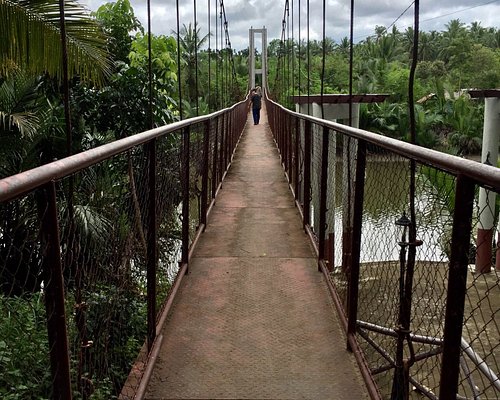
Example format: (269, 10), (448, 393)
(286, 114), (293, 177)
(219, 114), (225, 180)
(318, 126), (330, 270)
(347, 140), (367, 347)
(147, 139), (157, 350)
(303, 120), (312, 228)
(201, 120), (210, 228)
(39, 181), (72, 400)
(439, 174), (475, 400)
(294, 117), (300, 199)
(182, 127), (190, 270)
(212, 116), (219, 198)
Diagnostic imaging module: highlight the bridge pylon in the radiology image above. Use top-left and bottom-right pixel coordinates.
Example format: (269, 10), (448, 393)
(249, 27), (267, 90)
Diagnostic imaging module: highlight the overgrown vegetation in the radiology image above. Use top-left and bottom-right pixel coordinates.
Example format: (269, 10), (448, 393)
(267, 20), (499, 155)
(1, 0), (498, 397)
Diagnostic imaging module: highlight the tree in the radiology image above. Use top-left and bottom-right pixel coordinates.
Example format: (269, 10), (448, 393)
(176, 22), (210, 105)
(1, 0), (111, 84)
(94, 0), (143, 63)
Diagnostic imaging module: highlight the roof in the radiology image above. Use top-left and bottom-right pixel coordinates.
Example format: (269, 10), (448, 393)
(468, 89), (500, 99)
(291, 94), (390, 104)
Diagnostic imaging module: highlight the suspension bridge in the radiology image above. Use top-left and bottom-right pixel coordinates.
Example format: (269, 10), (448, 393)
(1, 0), (500, 399)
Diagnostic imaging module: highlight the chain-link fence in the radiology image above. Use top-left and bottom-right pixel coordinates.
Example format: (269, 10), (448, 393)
(0, 101), (247, 399)
(266, 95), (499, 400)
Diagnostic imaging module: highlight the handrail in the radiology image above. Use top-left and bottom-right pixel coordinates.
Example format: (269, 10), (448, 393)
(0, 99), (248, 203)
(265, 92), (499, 400)
(265, 96), (500, 189)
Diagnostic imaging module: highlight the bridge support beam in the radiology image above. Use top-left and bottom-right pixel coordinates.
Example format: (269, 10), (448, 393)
(249, 27), (267, 90)
(469, 93), (500, 273)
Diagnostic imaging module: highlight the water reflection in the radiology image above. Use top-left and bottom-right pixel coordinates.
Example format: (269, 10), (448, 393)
(332, 157), (451, 265)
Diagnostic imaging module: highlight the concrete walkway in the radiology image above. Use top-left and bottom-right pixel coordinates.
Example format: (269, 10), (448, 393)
(145, 106), (368, 399)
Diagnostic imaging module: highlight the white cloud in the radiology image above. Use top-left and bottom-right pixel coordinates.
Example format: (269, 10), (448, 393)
(82, 0), (500, 50)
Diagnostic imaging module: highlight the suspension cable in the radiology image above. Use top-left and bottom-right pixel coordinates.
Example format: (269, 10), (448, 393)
(306, 0), (310, 114)
(219, 1), (223, 107)
(286, 0), (290, 107)
(215, 0), (219, 108)
(320, 0), (326, 119)
(194, 0), (199, 116)
(349, 0), (354, 127)
(176, 0), (183, 119)
(408, 0), (419, 251)
(208, 0), (211, 112)
(298, 0), (301, 96)
(147, 0), (153, 129)
(291, 0), (295, 99)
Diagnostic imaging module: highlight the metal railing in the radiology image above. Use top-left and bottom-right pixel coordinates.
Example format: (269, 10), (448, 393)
(0, 99), (248, 399)
(266, 94), (500, 400)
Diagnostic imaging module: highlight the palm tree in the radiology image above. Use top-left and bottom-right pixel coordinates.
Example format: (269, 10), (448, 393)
(175, 22), (209, 106)
(0, 0), (111, 84)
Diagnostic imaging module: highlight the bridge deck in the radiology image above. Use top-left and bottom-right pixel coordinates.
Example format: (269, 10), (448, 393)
(145, 106), (368, 399)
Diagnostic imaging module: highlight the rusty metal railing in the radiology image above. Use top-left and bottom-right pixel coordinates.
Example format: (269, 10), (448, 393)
(0, 100), (247, 399)
(266, 94), (500, 400)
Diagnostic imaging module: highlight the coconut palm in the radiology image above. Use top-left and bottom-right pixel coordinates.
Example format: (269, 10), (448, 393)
(0, 0), (111, 84)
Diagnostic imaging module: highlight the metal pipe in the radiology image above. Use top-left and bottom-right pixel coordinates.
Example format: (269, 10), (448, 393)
(347, 333), (383, 400)
(439, 174), (475, 400)
(303, 120), (311, 228)
(181, 127), (191, 269)
(133, 334), (164, 400)
(147, 139), (157, 351)
(294, 117), (300, 198)
(347, 140), (366, 342)
(459, 356), (480, 400)
(357, 320), (444, 346)
(212, 116), (219, 199)
(318, 126), (329, 266)
(201, 120), (210, 228)
(39, 182), (72, 400)
(461, 337), (500, 391)
(264, 98), (500, 189)
(0, 102), (247, 204)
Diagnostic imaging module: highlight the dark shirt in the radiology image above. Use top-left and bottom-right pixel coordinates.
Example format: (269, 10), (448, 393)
(251, 93), (262, 109)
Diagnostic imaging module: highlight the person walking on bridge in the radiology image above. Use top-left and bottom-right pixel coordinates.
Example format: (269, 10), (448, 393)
(250, 87), (262, 125)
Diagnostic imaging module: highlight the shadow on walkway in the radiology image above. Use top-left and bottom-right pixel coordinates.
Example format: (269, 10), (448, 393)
(145, 106), (368, 399)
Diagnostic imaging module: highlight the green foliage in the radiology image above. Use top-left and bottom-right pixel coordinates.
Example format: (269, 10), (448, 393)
(81, 286), (147, 397)
(0, 294), (51, 399)
(1, 0), (111, 84)
(94, 0), (143, 63)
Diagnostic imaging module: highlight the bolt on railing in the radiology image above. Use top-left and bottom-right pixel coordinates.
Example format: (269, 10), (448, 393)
(0, 100), (248, 399)
(266, 94), (500, 400)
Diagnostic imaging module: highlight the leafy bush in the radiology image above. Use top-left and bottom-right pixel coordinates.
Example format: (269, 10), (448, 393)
(0, 294), (51, 399)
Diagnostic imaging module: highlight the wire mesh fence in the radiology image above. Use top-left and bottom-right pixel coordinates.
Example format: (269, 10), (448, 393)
(0, 101), (247, 399)
(266, 95), (499, 400)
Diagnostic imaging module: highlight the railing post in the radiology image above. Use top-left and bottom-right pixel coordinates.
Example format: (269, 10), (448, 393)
(229, 111), (234, 158)
(439, 174), (475, 400)
(182, 127), (190, 270)
(303, 120), (312, 228)
(318, 126), (330, 270)
(294, 117), (300, 199)
(147, 138), (157, 350)
(347, 140), (367, 348)
(212, 116), (219, 198)
(219, 114), (225, 179)
(283, 114), (290, 173)
(287, 113), (293, 177)
(39, 181), (72, 400)
(201, 120), (210, 228)
(223, 112), (229, 170)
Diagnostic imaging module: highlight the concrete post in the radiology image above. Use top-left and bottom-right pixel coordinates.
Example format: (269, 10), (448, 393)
(249, 27), (267, 90)
(475, 97), (500, 273)
(249, 28), (255, 89)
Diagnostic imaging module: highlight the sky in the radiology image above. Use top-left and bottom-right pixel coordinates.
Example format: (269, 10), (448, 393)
(81, 0), (500, 51)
